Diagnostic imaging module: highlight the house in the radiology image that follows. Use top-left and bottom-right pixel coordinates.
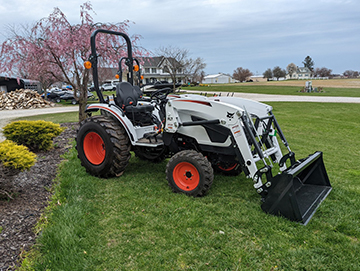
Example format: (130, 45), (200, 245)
(203, 73), (237, 84)
(141, 56), (185, 85)
(286, 67), (312, 80)
(99, 56), (186, 85)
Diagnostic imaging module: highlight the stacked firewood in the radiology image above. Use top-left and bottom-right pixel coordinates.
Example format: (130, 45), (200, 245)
(0, 89), (54, 110)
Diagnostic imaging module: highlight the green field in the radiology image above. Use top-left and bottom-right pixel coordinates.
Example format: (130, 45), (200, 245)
(19, 102), (360, 270)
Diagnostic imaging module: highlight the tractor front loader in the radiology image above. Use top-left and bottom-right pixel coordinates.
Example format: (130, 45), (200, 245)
(77, 29), (331, 225)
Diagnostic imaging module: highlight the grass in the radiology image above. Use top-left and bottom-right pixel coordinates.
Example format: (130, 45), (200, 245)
(183, 84), (360, 97)
(20, 102), (360, 270)
(183, 79), (360, 97)
(17, 112), (80, 123)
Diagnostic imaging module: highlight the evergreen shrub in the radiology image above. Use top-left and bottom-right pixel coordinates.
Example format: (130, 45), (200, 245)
(0, 140), (36, 170)
(3, 120), (65, 151)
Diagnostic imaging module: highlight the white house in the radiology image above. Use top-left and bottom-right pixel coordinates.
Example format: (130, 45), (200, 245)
(141, 56), (185, 85)
(286, 67), (312, 80)
(203, 73), (237, 84)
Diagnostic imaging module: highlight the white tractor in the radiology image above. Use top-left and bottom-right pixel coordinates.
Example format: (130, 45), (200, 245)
(77, 29), (331, 225)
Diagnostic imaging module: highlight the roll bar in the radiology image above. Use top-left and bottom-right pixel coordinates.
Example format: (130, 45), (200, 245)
(88, 29), (134, 103)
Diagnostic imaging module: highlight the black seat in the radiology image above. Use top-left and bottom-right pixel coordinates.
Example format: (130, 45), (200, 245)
(116, 82), (153, 113)
(133, 85), (143, 99)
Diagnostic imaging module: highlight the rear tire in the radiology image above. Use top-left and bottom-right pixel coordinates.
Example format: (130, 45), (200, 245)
(166, 150), (213, 197)
(76, 115), (131, 178)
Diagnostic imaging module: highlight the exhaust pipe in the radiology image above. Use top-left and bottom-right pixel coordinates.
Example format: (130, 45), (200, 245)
(261, 151), (332, 225)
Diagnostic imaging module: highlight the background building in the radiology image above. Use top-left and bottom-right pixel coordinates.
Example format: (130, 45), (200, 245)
(203, 73), (238, 84)
(0, 76), (42, 93)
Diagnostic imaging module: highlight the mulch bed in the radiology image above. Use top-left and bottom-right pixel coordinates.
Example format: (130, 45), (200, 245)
(0, 122), (79, 270)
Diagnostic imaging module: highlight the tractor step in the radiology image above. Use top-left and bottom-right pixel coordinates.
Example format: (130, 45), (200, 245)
(135, 137), (164, 147)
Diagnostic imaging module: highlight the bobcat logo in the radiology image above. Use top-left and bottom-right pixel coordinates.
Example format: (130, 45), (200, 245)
(227, 112), (235, 119)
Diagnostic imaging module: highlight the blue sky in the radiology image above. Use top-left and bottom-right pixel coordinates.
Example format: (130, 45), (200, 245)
(0, 0), (359, 75)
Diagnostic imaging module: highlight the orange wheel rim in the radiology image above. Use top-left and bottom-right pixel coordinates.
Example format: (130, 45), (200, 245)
(83, 132), (105, 165)
(173, 162), (200, 191)
(218, 163), (237, 171)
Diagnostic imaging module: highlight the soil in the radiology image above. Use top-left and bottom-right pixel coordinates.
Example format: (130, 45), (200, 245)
(0, 122), (79, 270)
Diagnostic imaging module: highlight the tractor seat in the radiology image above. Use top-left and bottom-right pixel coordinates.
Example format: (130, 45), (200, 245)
(116, 82), (153, 112)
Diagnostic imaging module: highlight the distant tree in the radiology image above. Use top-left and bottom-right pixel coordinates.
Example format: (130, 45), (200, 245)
(343, 70), (359, 78)
(156, 46), (204, 90)
(303, 56), (314, 71)
(233, 67), (253, 82)
(263, 68), (273, 80)
(286, 63), (297, 78)
(183, 57), (207, 83)
(191, 70), (206, 84)
(272, 66), (286, 81)
(0, 2), (146, 121)
(314, 67), (332, 78)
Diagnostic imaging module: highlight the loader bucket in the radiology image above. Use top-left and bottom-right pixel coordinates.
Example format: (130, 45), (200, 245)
(261, 151), (331, 225)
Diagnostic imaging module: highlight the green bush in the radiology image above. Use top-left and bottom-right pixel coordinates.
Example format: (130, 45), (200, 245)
(0, 140), (36, 170)
(3, 120), (65, 151)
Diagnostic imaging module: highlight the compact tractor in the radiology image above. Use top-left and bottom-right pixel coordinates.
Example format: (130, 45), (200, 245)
(77, 29), (331, 225)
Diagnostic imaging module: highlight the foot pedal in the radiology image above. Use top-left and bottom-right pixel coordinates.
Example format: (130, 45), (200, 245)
(144, 132), (160, 143)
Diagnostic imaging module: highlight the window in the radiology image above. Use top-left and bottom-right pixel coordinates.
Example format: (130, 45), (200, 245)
(145, 68), (150, 73)
(152, 68), (157, 73)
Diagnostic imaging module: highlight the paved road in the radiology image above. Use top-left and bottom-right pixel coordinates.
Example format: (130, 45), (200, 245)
(1, 93), (360, 142)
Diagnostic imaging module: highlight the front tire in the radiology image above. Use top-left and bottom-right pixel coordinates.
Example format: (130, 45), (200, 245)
(214, 162), (242, 176)
(166, 150), (213, 197)
(76, 115), (131, 178)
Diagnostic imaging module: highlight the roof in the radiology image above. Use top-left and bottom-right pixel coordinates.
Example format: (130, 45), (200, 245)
(204, 73), (230, 79)
(142, 56), (181, 68)
(297, 67), (311, 73)
(142, 56), (164, 67)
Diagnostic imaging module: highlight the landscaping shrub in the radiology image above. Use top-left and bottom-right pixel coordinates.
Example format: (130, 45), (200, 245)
(0, 140), (36, 170)
(3, 120), (65, 151)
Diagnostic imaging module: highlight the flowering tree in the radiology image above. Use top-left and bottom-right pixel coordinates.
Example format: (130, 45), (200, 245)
(0, 2), (146, 121)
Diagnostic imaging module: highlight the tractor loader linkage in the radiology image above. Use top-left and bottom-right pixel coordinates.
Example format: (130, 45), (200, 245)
(77, 29), (331, 225)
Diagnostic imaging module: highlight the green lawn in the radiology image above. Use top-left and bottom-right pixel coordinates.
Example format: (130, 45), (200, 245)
(183, 84), (360, 97)
(21, 102), (360, 270)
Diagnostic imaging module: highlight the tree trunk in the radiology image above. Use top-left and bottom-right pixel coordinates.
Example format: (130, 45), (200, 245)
(78, 86), (88, 122)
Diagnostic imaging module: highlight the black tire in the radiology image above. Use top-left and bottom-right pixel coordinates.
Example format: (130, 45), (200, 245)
(55, 98), (61, 103)
(71, 99), (77, 105)
(134, 145), (167, 163)
(166, 150), (213, 197)
(76, 115), (131, 178)
(213, 162), (242, 176)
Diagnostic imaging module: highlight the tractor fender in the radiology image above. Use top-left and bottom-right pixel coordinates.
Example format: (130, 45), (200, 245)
(85, 103), (137, 144)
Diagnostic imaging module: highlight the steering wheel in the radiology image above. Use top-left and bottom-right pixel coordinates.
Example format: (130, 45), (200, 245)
(150, 87), (172, 100)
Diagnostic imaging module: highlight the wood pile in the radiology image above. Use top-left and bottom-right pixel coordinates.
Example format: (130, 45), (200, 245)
(0, 89), (55, 110)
